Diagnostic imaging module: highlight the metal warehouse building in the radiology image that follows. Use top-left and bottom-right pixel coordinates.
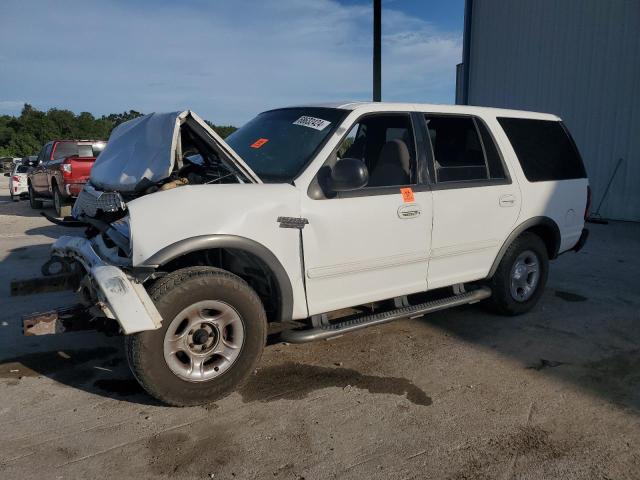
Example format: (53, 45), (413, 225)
(456, 0), (640, 221)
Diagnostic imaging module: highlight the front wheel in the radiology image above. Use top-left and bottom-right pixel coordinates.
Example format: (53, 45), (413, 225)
(125, 266), (267, 406)
(484, 232), (549, 316)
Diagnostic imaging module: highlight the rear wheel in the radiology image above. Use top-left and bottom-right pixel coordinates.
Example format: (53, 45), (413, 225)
(53, 185), (72, 217)
(485, 232), (549, 315)
(28, 184), (43, 209)
(125, 266), (267, 406)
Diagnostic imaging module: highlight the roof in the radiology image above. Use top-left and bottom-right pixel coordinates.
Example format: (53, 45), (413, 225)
(275, 101), (561, 121)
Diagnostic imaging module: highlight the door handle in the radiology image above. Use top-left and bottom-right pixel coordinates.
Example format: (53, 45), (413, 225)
(499, 194), (516, 207)
(397, 204), (422, 219)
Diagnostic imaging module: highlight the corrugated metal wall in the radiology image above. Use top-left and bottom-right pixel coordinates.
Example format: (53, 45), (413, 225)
(465, 0), (640, 221)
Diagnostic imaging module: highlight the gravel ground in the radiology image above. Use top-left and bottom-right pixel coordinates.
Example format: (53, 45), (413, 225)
(0, 176), (639, 480)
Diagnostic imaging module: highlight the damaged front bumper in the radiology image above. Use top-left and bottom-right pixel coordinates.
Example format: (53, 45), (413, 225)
(49, 236), (163, 334)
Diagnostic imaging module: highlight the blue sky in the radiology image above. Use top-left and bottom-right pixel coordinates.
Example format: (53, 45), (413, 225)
(0, 0), (464, 125)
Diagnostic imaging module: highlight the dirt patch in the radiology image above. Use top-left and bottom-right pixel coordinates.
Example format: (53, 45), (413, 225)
(450, 425), (572, 479)
(241, 362), (432, 406)
(555, 290), (588, 302)
(490, 425), (568, 458)
(93, 378), (144, 397)
(0, 347), (118, 379)
(146, 426), (239, 476)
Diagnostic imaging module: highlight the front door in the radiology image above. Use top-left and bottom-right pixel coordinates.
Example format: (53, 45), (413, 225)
(301, 112), (432, 315)
(421, 113), (521, 289)
(32, 143), (52, 193)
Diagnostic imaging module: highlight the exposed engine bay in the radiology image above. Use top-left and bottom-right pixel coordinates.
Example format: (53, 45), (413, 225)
(143, 119), (245, 195)
(44, 111), (262, 269)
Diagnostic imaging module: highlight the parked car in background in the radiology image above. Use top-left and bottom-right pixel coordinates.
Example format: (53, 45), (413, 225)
(23, 155), (38, 167)
(4, 163), (30, 200)
(1, 157), (22, 173)
(28, 140), (106, 216)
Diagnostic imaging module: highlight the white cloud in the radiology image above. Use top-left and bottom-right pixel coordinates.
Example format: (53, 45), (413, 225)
(0, 100), (25, 112)
(0, 0), (461, 124)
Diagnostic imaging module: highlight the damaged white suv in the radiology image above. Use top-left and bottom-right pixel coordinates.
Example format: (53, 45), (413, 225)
(18, 103), (589, 406)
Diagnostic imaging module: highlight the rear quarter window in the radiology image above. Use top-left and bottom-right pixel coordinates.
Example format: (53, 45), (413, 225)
(497, 118), (587, 182)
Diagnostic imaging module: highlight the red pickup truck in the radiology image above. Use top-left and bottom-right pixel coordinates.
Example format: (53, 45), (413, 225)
(28, 140), (106, 217)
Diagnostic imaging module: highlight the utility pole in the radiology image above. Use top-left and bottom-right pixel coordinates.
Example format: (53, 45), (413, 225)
(373, 0), (381, 102)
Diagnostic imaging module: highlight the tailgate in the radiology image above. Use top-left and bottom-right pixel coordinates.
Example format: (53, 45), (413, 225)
(68, 156), (95, 182)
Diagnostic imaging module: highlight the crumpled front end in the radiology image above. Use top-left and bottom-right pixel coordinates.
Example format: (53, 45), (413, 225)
(49, 236), (162, 334)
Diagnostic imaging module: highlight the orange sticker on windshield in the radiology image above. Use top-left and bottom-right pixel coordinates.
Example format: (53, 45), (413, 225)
(400, 187), (415, 203)
(251, 138), (269, 149)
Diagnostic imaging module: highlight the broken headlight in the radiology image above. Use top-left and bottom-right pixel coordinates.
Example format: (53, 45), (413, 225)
(106, 216), (131, 257)
(110, 216), (130, 241)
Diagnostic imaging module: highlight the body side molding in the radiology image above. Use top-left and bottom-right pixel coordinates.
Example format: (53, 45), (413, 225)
(142, 235), (294, 322)
(487, 216), (561, 278)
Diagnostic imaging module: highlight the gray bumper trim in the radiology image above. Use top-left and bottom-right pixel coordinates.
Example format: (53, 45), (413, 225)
(52, 236), (162, 334)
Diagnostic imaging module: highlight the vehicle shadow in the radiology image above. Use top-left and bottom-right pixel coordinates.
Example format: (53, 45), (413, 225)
(0, 237), (160, 405)
(24, 223), (74, 239)
(423, 225), (640, 413)
(0, 334), (166, 405)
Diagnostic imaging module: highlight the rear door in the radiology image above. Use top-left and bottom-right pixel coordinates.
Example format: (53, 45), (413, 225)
(421, 113), (521, 289)
(301, 112), (433, 315)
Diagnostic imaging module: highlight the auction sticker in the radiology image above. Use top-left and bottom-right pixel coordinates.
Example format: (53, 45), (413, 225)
(293, 116), (331, 131)
(251, 138), (269, 149)
(400, 187), (415, 203)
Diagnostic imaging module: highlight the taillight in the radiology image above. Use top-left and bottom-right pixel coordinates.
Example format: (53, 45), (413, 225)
(11, 176), (19, 182)
(61, 161), (72, 177)
(584, 186), (592, 220)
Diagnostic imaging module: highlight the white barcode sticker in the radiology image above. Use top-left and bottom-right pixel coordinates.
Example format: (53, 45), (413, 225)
(293, 116), (331, 131)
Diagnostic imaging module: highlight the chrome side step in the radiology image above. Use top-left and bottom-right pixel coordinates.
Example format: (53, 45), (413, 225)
(281, 287), (491, 344)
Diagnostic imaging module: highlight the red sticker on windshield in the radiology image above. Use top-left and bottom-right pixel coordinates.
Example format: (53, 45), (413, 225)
(251, 138), (269, 149)
(400, 187), (415, 203)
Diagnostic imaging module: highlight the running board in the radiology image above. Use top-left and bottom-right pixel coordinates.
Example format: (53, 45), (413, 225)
(281, 287), (491, 344)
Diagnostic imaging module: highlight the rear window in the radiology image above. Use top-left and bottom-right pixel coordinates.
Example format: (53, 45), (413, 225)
(53, 142), (105, 160)
(16, 165), (29, 173)
(424, 115), (506, 183)
(498, 118), (586, 182)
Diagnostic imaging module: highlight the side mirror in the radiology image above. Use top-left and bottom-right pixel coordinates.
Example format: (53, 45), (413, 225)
(4, 172), (10, 177)
(329, 158), (369, 192)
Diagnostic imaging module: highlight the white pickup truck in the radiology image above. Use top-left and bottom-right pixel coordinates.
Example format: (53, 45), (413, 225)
(17, 103), (589, 406)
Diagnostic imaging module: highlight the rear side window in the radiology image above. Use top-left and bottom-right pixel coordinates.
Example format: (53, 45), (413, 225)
(424, 115), (506, 183)
(498, 118), (586, 182)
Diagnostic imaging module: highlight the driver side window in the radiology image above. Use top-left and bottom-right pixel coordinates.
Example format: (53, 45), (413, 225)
(336, 114), (417, 188)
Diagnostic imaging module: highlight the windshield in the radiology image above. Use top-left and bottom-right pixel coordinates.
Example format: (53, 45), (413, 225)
(226, 107), (348, 182)
(15, 165), (29, 173)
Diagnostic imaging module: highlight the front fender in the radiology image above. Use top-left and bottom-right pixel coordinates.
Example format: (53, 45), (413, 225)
(127, 183), (307, 319)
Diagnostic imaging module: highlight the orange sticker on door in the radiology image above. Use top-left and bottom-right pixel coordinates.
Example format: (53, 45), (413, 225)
(400, 187), (415, 203)
(250, 138), (269, 149)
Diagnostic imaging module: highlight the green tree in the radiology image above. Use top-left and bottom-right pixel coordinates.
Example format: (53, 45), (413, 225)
(0, 105), (237, 158)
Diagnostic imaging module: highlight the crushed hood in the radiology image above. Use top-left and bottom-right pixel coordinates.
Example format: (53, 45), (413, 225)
(89, 110), (260, 193)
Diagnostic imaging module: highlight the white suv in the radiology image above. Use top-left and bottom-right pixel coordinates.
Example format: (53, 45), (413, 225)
(22, 103), (589, 406)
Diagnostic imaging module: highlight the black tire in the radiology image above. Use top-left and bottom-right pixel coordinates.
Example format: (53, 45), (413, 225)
(53, 185), (72, 217)
(10, 192), (17, 202)
(484, 232), (549, 316)
(125, 266), (267, 406)
(28, 184), (43, 209)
